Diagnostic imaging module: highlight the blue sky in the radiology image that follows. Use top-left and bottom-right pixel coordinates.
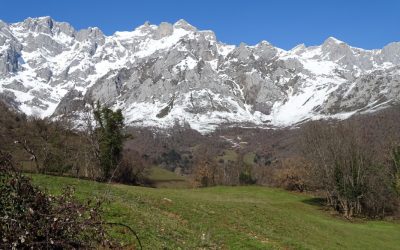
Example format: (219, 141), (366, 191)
(1, 0), (399, 50)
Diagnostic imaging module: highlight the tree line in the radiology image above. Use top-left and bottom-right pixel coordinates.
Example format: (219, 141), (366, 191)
(1, 99), (399, 218)
(300, 119), (400, 218)
(0, 100), (147, 184)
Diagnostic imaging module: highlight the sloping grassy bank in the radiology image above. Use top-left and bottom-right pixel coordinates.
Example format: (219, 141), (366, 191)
(31, 174), (400, 249)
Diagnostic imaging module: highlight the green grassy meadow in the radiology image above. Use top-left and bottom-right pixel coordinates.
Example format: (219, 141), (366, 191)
(30, 174), (400, 250)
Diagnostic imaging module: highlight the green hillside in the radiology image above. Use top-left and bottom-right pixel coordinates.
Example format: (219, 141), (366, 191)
(31, 174), (400, 250)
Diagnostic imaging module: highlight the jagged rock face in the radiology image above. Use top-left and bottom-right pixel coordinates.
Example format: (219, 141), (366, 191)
(0, 17), (400, 132)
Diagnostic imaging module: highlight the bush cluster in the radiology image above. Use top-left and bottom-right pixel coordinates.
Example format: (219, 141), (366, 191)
(0, 151), (115, 249)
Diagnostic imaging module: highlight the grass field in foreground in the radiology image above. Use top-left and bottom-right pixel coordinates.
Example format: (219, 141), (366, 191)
(30, 174), (400, 250)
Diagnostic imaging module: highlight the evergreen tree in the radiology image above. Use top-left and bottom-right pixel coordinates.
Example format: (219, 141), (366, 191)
(93, 102), (124, 180)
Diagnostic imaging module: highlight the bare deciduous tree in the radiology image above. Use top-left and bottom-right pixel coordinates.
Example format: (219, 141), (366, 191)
(301, 119), (400, 218)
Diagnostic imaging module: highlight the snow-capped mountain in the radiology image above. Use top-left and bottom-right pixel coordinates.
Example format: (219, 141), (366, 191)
(1, 16), (400, 132)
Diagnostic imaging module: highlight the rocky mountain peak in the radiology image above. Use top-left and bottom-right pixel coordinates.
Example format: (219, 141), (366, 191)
(290, 43), (306, 54)
(0, 20), (8, 29)
(21, 16), (55, 33)
(76, 27), (104, 43)
(319, 36), (355, 62)
(154, 22), (174, 39)
(321, 37), (350, 51)
(323, 36), (345, 45)
(133, 21), (156, 35)
(0, 17), (399, 133)
(173, 19), (197, 31)
(11, 16), (76, 38)
(381, 42), (400, 64)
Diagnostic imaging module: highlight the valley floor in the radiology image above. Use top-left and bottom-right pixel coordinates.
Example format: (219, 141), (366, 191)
(30, 174), (400, 250)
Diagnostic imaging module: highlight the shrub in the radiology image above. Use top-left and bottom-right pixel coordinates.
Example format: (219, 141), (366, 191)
(43, 152), (72, 175)
(113, 149), (149, 185)
(239, 170), (256, 185)
(274, 157), (309, 192)
(0, 151), (115, 249)
(191, 161), (217, 188)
